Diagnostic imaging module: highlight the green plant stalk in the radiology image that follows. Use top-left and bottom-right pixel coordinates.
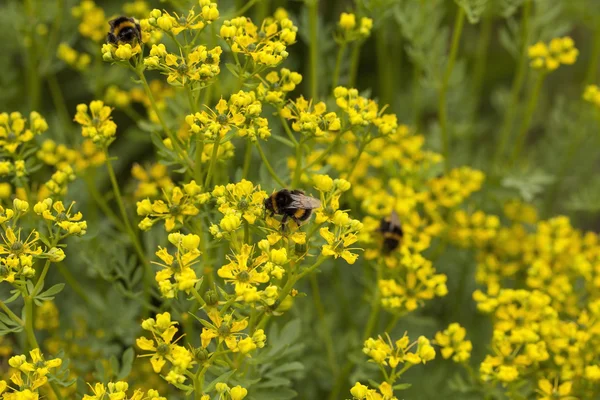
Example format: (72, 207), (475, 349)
(510, 71), (546, 163)
(47, 74), (71, 136)
(105, 155), (153, 293)
(0, 300), (24, 326)
(346, 140), (368, 181)
(375, 27), (396, 108)
(56, 262), (92, 306)
(332, 42), (347, 89)
(348, 43), (361, 88)
(310, 274), (339, 376)
(84, 173), (126, 232)
(471, 11), (493, 116)
(584, 24), (600, 86)
(291, 140), (304, 187)
(33, 260), (51, 295)
(494, 0), (532, 166)
(25, 0), (40, 111)
(438, 6), (465, 172)
(279, 115), (298, 146)
(362, 260), (383, 340)
(137, 70), (193, 171)
(204, 138), (221, 188)
(242, 141), (253, 179)
(255, 141), (286, 187)
(308, 0), (319, 100)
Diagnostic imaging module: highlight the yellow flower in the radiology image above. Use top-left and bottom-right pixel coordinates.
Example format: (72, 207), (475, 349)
(537, 379), (573, 400)
(434, 323), (472, 363)
(200, 309), (248, 351)
(339, 13), (356, 30)
(73, 101), (117, 146)
(217, 244), (269, 297)
(153, 232), (202, 298)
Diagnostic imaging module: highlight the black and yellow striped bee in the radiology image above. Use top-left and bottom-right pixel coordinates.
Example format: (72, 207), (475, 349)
(379, 210), (403, 253)
(264, 189), (321, 230)
(107, 16), (141, 45)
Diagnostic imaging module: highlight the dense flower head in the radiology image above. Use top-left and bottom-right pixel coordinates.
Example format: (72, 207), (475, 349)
(186, 91), (270, 141)
(146, 4), (218, 36)
(337, 13), (373, 41)
(211, 179), (268, 224)
(137, 181), (208, 231)
(131, 163), (174, 199)
(447, 210), (500, 248)
(71, 0), (106, 42)
(153, 232), (202, 298)
(220, 13), (297, 67)
(333, 87), (397, 136)
(144, 44), (222, 86)
(281, 96), (341, 137)
(74, 101), (118, 146)
(83, 381), (167, 400)
(363, 333), (436, 367)
(256, 68), (303, 105)
(57, 42), (91, 71)
(434, 323), (472, 363)
(528, 36), (578, 71)
(137, 312), (195, 384)
(350, 381), (397, 400)
(319, 210), (363, 264)
(0, 111), (48, 154)
(35, 199), (87, 236)
(102, 42), (142, 61)
(2, 349), (62, 398)
(584, 84), (600, 109)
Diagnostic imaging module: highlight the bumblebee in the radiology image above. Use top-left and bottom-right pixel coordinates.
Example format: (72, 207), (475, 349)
(379, 210), (403, 253)
(107, 16), (141, 45)
(264, 189), (322, 230)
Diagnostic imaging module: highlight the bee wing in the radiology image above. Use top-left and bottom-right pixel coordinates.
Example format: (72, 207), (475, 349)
(286, 193), (322, 209)
(389, 210), (401, 229)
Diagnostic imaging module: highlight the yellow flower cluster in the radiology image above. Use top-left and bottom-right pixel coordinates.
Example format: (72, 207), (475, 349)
(338, 13), (373, 41)
(200, 308), (265, 355)
(281, 97), (341, 137)
(214, 383), (249, 400)
(71, 0), (106, 42)
(528, 36), (578, 71)
(83, 381), (166, 400)
(584, 84), (600, 109)
(256, 69), (303, 105)
(350, 381), (395, 400)
(144, 43), (222, 86)
(0, 349), (62, 398)
(73, 100), (117, 147)
(434, 323), (472, 363)
(448, 210), (500, 248)
(186, 92), (270, 141)
(137, 181), (209, 231)
(102, 42), (142, 61)
(131, 163), (174, 199)
(0, 111), (48, 154)
(220, 13), (297, 67)
(334, 87), (398, 135)
(57, 42), (91, 71)
(146, 2), (219, 36)
(34, 199), (88, 236)
(153, 232), (201, 298)
(212, 179), (268, 225)
(319, 210), (362, 264)
(136, 312), (195, 385)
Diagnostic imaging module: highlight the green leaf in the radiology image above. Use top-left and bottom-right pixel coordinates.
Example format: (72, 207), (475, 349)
(204, 369), (236, 392)
(36, 283), (65, 300)
(455, 0), (489, 24)
(118, 348), (135, 379)
(225, 63), (240, 78)
(393, 383), (412, 390)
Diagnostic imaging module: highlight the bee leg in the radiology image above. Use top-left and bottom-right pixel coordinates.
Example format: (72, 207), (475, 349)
(291, 217), (302, 228)
(280, 214), (289, 232)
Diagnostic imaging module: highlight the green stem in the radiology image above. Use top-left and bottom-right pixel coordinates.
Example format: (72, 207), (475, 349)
(303, 134), (343, 171)
(363, 261), (383, 340)
(494, 0), (532, 167)
(33, 260), (51, 295)
(308, 0), (319, 100)
(24, 296), (39, 349)
(242, 141), (253, 179)
(348, 43), (361, 88)
(56, 263), (92, 306)
(84, 173), (127, 232)
(105, 155), (153, 295)
(203, 138), (221, 188)
(191, 287), (207, 308)
(310, 274), (339, 376)
(471, 10), (493, 116)
(47, 74), (71, 136)
(137, 70), (193, 171)
(233, 0), (258, 17)
(255, 141), (286, 187)
(332, 42), (347, 89)
(0, 300), (24, 326)
(279, 115), (298, 146)
(292, 140), (304, 187)
(376, 28), (395, 107)
(438, 6), (465, 172)
(346, 140), (367, 181)
(510, 72), (546, 163)
(584, 23), (600, 86)
(385, 314), (401, 333)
